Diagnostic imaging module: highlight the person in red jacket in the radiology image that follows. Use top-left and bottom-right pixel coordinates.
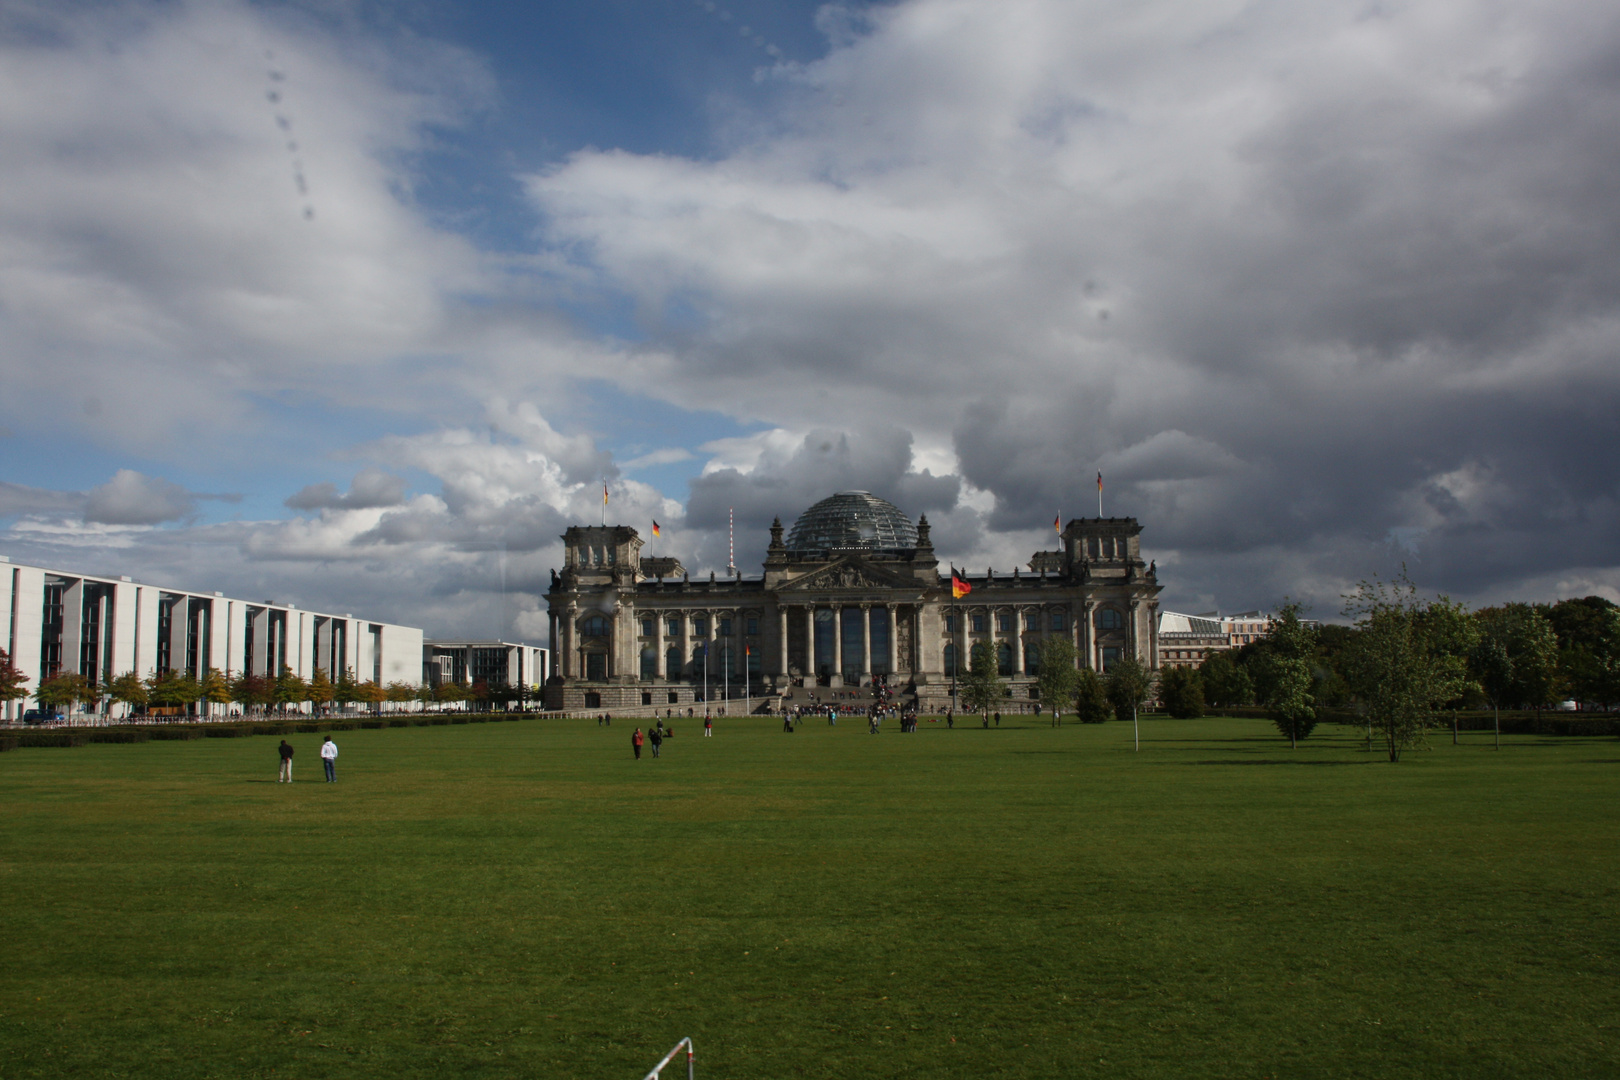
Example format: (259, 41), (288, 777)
(632, 728), (643, 760)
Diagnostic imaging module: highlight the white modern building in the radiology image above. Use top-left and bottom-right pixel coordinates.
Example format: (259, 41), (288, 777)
(1, 555), (423, 720)
(423, 640), (549, 690)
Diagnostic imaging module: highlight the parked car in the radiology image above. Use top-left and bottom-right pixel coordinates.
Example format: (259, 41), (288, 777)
(22, 709), (62, 725)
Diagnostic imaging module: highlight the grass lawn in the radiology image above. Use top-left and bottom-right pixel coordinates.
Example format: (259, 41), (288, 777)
(1, 714), (1616, 1079)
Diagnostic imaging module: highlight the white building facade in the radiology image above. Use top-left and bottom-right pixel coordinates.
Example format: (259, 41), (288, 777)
(1, 556), (423, 720)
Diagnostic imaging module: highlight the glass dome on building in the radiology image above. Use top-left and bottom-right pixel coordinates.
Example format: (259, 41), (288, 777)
(785, 491), (918, 554)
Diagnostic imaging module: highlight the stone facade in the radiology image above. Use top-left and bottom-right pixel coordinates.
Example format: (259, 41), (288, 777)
(543, 493), (1162, 712)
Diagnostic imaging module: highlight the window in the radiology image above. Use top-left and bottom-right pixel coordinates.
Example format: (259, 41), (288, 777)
(943, 643), (957, 676)
(944, 614), (955, 632)
(971, 614), (986, 633)
(1025, 645), (1039, 676)
(668, 691), (679, 704)
(1050, 611), (1066, 631)
(746, 616), (759, 636)
(1101, 646), (1121, 670)
(997, 614), (1013, 633)
(997, 642), (1013, 677)
(642, 691), (653, 705)
(667, 618), (680, 637)
(584, 691), (601, 708)
(1088, 538), (1099, 558)
(581, 615), (610, 637)
(640, 648), (656, 680)
(693, 618), (707, 637)
(1024, 613), (1039, 632)
(1095, 608), (1123, 631)
(719, 617), (732, 636)
(641, 619), (653, 637)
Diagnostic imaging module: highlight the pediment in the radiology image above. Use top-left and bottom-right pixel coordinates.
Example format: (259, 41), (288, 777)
(779, 556), (916, 593)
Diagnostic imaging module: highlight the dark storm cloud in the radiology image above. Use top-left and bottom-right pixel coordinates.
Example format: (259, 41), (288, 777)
(286, 468), (408, 511)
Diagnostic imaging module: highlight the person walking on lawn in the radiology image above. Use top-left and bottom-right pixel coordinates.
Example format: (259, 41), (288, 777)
(648, 725), (663, 758)
(632, 728), (644, 759)
(278, 739), (294, 783)
(320, 736), (338, 782)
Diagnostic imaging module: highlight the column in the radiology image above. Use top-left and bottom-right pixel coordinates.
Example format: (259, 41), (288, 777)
(1013, 607), (1025, 675)
(565, 603), (578, 678)
(986, 605), (996, 673)
(778, 607), (789, 676)
(804, 606), (815, 676)
(886, 604), (898, 675)
(1082, 601), (1097, 670)
(706, 610), (717, 691)
(831, 604), (843, 681)
(859, 603), (872, 681)
(679, 611), (691, 682)
(654, 607), (666, 679)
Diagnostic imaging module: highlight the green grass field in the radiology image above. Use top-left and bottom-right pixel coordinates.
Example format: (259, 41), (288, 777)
(1, 715), (1616, 1079)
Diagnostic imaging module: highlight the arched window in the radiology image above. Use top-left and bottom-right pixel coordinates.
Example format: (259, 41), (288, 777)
(666, 647), (684, 681)
(580, 615), (610, 638)
(1024, 645), (1040, 677)
(943, 643), (957, 676)
(997, 642), (1013, 677)
(1095, 608), (1123, 631)
(640, 647), (657, 680)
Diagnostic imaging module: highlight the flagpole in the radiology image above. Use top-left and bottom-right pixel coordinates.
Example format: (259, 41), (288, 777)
(1097, 472), (1102, 517)
(951, 566), (959, 715)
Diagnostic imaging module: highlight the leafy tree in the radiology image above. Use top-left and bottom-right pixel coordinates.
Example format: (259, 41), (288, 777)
(1157, 665), (1204, 719)
(36, 671), (89, 713)
(1540, 597), (1620, 708)
(1105, 656), (1153, 750)
(415, 682), (435, 712)
(1344, 573), (1477, 762)
(230, 671), (275, 715)
(0, 648), (28, 711)
(1469, 635), (1513, 750)
(273, 667), (308, 715)
(355, 681), (387, 714)
(104, 671), (149, 718)
(200, 668), (234, 709)
(1034, 637), (1079, 724)
(385, 681), (417, 709)
(147, 669), (200, 714)
(960, 640), (1006, 719)
(1199, 651), (1253, 709)
(1475, 604), (1559, 716)
(433, 681), (468, 706)
(333, 667), (360, 712)
(1073, 667), (1112, 723)
(307, 669), (336, 714)
(1265, 604), (1318, 747)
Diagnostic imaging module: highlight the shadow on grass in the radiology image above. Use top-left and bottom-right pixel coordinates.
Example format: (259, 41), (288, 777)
(1188, 759), (1374, 766)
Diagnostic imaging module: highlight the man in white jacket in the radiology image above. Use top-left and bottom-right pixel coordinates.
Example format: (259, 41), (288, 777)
(320, 736), (338, 783)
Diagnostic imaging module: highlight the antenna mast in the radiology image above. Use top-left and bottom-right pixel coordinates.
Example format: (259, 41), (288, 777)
(727, 508), (737, 577)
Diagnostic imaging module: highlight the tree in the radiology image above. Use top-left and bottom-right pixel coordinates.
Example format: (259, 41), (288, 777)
(0, 648), (28, 714)
(307, 669), (336, 715)
(1539, 597), (1620, 708)
(1073, 668), (1112, 723)
(104, 671), (149, 718)
(333, 667), (359, 713)
(1475, 604), (1559, 717)
(1470, 635), (1513, 750)
(355, 680), (387, 714)
(1158, 665), (1204, 719)
(230, 671), (275, 716)
(1265, 604), (1317, 748)
(960, 640), (1006, 719)
(385, 681), (417, 711)
(199, 668), (234, 718)
(273, 667), (308, 716)
(36, 671), (90, 714)
(147, 669), (200, 715)
(1344, 573), (1477, 762)
(433, 680), (468, 708)
(1105, 656), (1153, 750)
(1034, 637), (1079, 724)
(1199, 651), (1253, 709)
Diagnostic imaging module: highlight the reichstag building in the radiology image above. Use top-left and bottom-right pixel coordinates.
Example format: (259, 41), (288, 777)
(543, 491), (1162, 712)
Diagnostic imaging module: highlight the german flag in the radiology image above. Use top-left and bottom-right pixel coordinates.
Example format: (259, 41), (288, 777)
(652, 520), (661, 538)
(951, 571), (972, 599)
(1054, 514), (1061, 534)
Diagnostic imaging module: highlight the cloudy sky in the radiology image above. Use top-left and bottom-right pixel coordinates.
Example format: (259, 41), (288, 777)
(3, 0), (1618, 639)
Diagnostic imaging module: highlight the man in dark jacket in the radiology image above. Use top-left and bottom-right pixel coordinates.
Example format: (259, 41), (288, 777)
(648, 726), (663, 758)
(278, 740), (294, 783)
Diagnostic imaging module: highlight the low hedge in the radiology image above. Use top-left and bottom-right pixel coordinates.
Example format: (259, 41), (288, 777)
(147, 727), (201, 741)
(204, 727), (247, 738)
(387, 719), (409, 728)
(17, 732), (87, 748)
(360, 720), (385, 730)
(89, 730), (150, 744)
(430, 717), (450, 726)
(0, 736), (17, 753)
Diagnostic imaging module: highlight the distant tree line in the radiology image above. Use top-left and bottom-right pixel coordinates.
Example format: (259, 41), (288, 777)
(1156, 580), (1616, 760)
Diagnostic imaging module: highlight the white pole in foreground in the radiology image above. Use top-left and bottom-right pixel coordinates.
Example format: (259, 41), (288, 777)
(641, 1037), (694, 1080)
